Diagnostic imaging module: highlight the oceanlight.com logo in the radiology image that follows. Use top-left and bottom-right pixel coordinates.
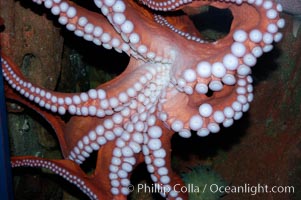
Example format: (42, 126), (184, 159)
(128, 183), (295, 196)
(209, 183), (295, 196)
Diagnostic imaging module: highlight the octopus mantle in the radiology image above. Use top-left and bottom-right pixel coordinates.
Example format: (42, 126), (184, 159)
(1, 0), (284, 199)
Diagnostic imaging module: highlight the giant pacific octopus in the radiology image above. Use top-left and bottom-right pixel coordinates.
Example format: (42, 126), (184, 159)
(1, 0), (285, 199)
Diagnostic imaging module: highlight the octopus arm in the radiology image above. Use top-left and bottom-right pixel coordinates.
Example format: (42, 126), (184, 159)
(3, 72), (69, 156)
(1, 54), (165, 119)
(11, 156), (100, 200)
(25, 0), (132, 54)
(142, 124), (189, 199)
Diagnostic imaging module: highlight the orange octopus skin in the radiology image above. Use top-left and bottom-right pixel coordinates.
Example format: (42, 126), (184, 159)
(1, 0), (285, 199)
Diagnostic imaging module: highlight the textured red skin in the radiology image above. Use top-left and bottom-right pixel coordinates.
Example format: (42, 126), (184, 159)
(1, 0), (283, 199)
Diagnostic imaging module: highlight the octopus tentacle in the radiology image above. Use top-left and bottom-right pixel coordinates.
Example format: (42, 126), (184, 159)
(4, 93), (69, 156)
(108, 140), (140, 197)
(101, 63), (185, 198)
(2, 55), (155, 118)
(3, 69), (69, 155)
(30, 0), (133, 55)
(93, 0), (179, 62)
(2, 55), (110, 116)
(68, 125), (111, 165)
(139, 0), (191, 11)
(162, 75), (253, 137)
(142, 125), (188, 199)
(11, 156), (99, 200)
(166, 0), (284, 72)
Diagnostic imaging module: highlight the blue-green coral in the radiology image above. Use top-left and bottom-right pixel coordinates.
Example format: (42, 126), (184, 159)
(181, 166), (227, 200)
